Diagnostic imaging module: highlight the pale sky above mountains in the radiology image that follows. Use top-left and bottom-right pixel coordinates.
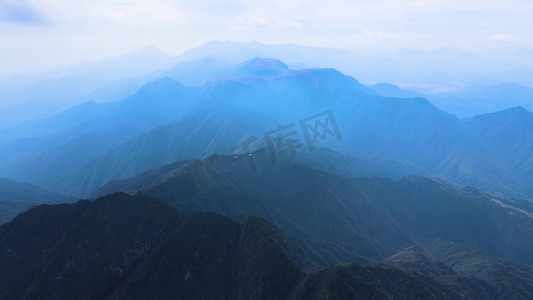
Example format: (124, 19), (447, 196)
(1, 0), (532, 76)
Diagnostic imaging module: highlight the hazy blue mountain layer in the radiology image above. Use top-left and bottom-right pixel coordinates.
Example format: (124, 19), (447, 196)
(1, 58), (531, 200)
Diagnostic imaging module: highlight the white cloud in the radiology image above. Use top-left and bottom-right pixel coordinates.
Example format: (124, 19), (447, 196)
(229, 17), (302, 28)
(1, 0), (533, 76)
(488, 33), (521, 42)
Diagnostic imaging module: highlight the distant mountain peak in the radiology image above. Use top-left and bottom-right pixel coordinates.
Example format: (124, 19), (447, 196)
(495, 106), (533, 121)
(505, 106), (531, 114)
(122, 45), (171, 59)
(384, 245), (457, 278)
(471, 106), (532, 122)
(235, 57), (289, 77)
(139, 77), (185, 91)
(385, 245), (428, 262)
(241, 57), (288, 69)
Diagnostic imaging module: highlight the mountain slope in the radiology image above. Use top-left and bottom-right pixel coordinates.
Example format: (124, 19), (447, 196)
(2, 59), (532, 199)
(0, 178), (71, 224)
(112, 213), (305, 300)
(0, 46), (176, 129)
(384, 244), (533, 299)
(52, 109), (276, 196)
(1, 77), (195, 141)
(0, 78), (198, 190)
(423, 239), (533, 299)
(430, 83), (533, 117)
(467, 107), (533, 196)
(0, 193), (404, 299)
(3, 192), (524, 299)
(71, 62), (533, 197)
(0, 193), (187, 299)
(92, 156), (533, 268)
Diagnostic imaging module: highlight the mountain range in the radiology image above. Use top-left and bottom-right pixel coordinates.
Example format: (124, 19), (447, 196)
(0, 46), (177, 129)
(3, 41), (533, 130)
(93, 155), (533, 266)
(1, 58), (531, 199)
(2, 192), (532, 299)
(1, 43), (532, 298)
(373, 82), (533, 117)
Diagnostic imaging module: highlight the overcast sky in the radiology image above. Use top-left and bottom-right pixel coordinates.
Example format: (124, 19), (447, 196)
(1, 0), (532, 76)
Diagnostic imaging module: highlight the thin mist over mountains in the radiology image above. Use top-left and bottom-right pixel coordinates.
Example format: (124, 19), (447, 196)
(1, 39), (533, 299)
(2, 0), (533, 296)
(0, 56), (532, 204)
(1, 40), (533, 130)
(373, 81), (533, 117)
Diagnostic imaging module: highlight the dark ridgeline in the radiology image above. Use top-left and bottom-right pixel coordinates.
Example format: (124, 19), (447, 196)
(95, 156), (533, 268)
(3, 192), (532, 299)
(0, 178), (73, 224)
